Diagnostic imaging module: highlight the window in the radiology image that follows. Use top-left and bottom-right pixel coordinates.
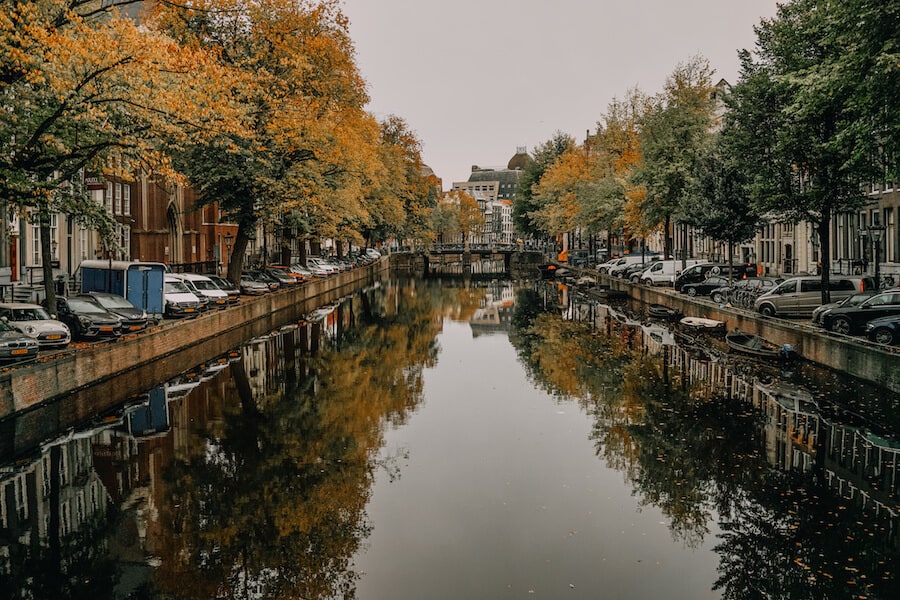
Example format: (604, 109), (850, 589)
(830, 280), (856, 291)
(114, 183), (122, 214)
(123, 184), (131, 216)
(105, 182), (113, 212)
(800, 280), (821, 292)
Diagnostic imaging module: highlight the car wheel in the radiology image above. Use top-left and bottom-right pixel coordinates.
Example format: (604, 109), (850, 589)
(643, 278), (653, 286)
(630, 275), (640, 284)
(759, 304), (776, 317)
(711, 292), (724, 303)
(687, 287), (697, 297)
(830, 316), (852, 335)
(872, 327), (895, 345)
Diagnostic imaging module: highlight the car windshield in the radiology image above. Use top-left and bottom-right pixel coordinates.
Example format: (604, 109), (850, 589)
(10, 307), (52, 321)
(92, 295), (132, 309)
(165, 280), (191, 293)
(67, 298), (108, 314)
(192, 280), (217, 291)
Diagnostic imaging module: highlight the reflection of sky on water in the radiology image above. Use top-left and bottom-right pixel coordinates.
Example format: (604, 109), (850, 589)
(2, 279), (898, 599)
(355, 319), (721, 600)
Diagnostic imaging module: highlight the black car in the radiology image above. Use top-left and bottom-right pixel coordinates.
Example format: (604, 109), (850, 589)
(810, 291), (878, 325)
(822, 290), (900, 335)
(680, 275), (731, 297)
(79, 292), (150, 331)
(865, 314), (900, 346)
(53, 296), (122, 340)
(208, 275), (242, 304)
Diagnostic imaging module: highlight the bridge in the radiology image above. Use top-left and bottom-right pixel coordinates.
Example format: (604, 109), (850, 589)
(390, 247), (547, 278)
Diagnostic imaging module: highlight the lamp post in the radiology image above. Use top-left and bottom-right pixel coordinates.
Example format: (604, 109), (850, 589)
(860, 219), (886, 289)
(870, 223), (885, 289)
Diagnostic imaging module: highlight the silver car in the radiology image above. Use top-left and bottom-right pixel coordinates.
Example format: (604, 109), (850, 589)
(0, 302), (71, 348)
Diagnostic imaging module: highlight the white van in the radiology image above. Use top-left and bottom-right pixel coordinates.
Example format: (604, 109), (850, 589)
(163, 275), (203, 318)
(634, 259), (702, 286)
(606, 254), (661, 277)
(172, 273), (230, 310)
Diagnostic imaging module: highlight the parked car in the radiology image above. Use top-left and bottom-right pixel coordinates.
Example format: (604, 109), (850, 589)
(290, 263), (318, 279)
(80, 292), (150, 331)
(239, 273), (270, 295)
(0, 302), (71, 348)
(163, 274), (203, 318)
(673, 263), (757, 291)
(821, 290), (900, 335)
(171, 273), (229, 310)
(637, 259), (704, 286)
(608, 254), (661, 278)
(207, 275), (242, 304)
(865, 314), (900, 346)
(0, 319), (40, 364)
(621, 262), (653, 282)
(53, 296), (122, 341)
(709, 277), (783, 305)
(264, 266), (302, 286)
(245, 269), (281, 291)
(754, 276), (874, 317)
(680, 275), (732, 297)
(810, 291), (879, 325)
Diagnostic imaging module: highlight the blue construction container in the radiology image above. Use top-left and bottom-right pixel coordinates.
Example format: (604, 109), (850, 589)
(79, 260), (166, 322)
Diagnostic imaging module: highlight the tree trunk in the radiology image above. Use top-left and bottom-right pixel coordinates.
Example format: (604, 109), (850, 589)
(39, 216), (57, 313)
(819, 216), (832, 304)
(664, 214), (672, 259)
(226, 222), (252, 284)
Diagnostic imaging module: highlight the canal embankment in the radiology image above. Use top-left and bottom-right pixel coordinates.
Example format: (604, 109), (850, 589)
(599, 274), (900, 393)
(0, 258), (390, 418)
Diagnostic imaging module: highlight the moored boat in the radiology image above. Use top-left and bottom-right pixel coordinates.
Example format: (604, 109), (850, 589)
(648, 303), (682, 321)
(726, 329), (798, 360)
(679, 316), (726, 332)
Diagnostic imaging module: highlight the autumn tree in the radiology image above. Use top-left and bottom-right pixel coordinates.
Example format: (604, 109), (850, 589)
(436, 190), (483, 250)
(512, 132), (576, 240)
(358, 116), (437, 252)
(585, 89), (652, 253)
(0, 0), (239, 305)
(152, 0), (380, 282)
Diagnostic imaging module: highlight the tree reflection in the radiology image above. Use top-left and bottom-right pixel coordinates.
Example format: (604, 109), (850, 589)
(152, 283), (443, 599)
(509, 283), (899, 597)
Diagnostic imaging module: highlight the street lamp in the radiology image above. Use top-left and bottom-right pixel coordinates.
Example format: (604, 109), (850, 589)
(860, 219), (886, 289)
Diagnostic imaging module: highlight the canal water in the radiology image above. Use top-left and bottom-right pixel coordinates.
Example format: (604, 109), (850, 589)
(1, 278), (898, 599)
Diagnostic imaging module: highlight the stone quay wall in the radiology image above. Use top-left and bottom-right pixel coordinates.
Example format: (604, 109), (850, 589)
(607, 276), (900, 393)
(0, 258), (390, 417)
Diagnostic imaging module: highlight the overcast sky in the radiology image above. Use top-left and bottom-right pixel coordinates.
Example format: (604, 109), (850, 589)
(341, 0), (780, 190)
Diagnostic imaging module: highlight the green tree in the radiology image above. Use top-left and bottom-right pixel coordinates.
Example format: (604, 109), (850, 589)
(725, 0), (896, 300)
(682, 138), (763, 281)
(632, 56), (716, 260)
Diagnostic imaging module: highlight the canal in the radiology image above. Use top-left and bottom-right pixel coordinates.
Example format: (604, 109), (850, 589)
(1, 277), (898, 599)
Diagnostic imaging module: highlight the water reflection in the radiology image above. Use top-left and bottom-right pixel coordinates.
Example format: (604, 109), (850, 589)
(0, 278), (897, 598)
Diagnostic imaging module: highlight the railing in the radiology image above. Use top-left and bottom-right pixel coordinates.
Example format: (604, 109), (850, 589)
(168, 260), (219, 275)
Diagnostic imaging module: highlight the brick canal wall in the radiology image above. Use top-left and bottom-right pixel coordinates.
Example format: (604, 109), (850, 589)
(606, 276), (900, 393)
(0, 258), (390, 417)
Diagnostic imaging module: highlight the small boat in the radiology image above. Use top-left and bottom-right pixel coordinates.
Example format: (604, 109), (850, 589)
(726, 329), (798, 360)
(679, 316), (726, 332)
(648, 303), (682, 321)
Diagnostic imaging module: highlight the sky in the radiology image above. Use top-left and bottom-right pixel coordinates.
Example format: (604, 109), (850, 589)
(340, 0), (781, 191)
